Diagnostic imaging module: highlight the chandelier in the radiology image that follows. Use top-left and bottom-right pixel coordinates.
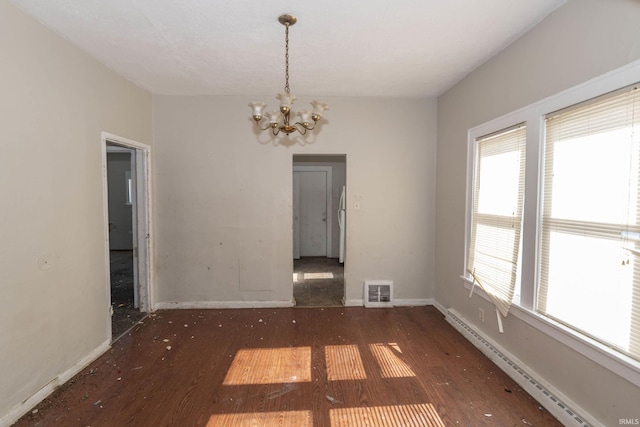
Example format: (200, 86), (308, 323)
(249, 14), (328, 136)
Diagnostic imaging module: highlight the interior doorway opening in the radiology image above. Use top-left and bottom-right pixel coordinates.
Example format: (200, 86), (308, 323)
(292, 155), (346, 307)
(102, 134), (152, 340)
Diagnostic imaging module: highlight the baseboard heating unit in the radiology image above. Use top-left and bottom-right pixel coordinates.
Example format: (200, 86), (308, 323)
(444, 308), (596, 427)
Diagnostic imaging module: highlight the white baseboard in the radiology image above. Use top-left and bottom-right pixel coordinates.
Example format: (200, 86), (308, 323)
(154, 300), (296, 310)
(153, 299), (435, 310)
(444, 309), (599, 427)
(393, 298), (434, 307)
(0, 339), (111, 427)
(344, 298), (434, 307)
(344, 299), (364, 306)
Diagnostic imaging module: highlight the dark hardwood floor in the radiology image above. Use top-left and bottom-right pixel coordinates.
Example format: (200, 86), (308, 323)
(14, 306), (561, 426)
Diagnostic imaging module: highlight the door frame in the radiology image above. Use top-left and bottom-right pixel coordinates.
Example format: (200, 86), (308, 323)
(293, 165), (333, 258)
(101, 132), (154, 340)
(105, 147), (139, 308)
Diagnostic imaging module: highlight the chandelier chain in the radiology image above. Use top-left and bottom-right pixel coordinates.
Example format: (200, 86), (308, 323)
(284, 22), (290, 94)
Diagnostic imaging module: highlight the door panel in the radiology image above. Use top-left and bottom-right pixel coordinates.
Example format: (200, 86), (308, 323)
(106, 152), (133, 250)
(293, 172), (301, 259)
(299, 171), (327, 256)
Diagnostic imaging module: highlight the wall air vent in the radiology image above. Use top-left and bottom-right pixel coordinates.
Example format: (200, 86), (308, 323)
(364, 280), (393, 308)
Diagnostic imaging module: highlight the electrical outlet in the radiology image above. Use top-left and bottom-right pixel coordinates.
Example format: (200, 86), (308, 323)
(478, 308), (485, 322)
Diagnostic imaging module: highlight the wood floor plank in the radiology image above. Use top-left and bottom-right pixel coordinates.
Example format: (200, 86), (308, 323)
(13, 307), (562, 426)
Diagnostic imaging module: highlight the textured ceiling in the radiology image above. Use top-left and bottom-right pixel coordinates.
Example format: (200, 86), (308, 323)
(10, 0), (565, 97)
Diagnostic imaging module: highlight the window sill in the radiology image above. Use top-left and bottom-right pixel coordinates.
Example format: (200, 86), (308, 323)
(460, 275), (640, 388)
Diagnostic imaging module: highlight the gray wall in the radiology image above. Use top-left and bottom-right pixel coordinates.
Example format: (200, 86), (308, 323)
(0, 1), (152, 421)
(435, 0), (640, 425)
(107, 152), (133, 250)
(153, 96), (437, 305)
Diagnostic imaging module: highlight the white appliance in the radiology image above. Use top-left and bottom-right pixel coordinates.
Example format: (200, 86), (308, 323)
(338, 185), (346, 263)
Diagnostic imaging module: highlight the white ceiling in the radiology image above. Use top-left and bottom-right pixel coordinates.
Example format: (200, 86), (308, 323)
(10, 0), (565, 97)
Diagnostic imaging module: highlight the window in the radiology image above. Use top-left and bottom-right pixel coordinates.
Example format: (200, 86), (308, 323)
(464, 62), (640, 383)
(538, 85), (640, 361)
(467, 124), (526, 323)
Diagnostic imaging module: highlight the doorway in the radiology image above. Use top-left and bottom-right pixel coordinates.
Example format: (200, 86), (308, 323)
(292, 155), (346, 307)
(102, 133), (152, 340)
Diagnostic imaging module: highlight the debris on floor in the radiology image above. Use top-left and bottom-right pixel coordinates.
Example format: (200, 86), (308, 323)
(326, 395), (342, 404)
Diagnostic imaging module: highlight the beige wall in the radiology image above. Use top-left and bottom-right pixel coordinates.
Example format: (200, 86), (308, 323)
(0, 1), (152, 421)
(436, 0), (640, 425)
(153, 96), (437, 306)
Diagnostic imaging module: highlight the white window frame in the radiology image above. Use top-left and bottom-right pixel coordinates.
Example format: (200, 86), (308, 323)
(462, 59), (640, 388)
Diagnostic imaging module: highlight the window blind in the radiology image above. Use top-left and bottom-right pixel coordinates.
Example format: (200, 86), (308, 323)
(539, 84), (640, 361)
(467, 124), (526, 321)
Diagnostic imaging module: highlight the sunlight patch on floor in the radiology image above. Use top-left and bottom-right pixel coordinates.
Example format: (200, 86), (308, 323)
(223, 347), (311, 385)
(325, 344), (367, 381)
(208, 410), (312, 426)
(304, 272), (334, 279)
(330, 403), (444, 426)
(369, 343), (416, 378)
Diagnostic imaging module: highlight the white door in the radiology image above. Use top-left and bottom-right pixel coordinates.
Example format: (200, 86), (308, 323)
(300, 171), (327, 256)
(293, 165), (335, 258)
(293, 172), (301, 259)
(293, 165), (333, 258)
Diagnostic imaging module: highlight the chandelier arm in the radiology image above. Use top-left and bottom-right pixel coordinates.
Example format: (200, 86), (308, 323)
(255, 121), (274, 132)
(292, 123), (307, 135)
(295, 121), (316, 131)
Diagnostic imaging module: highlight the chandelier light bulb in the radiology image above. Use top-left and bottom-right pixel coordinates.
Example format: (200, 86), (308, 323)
(310, 101), (329, 120)
(277, 92), (297, 110)
(298, 110), (312, 125)
(265, 110), (282, 125)
(249, 102), (266, 120)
